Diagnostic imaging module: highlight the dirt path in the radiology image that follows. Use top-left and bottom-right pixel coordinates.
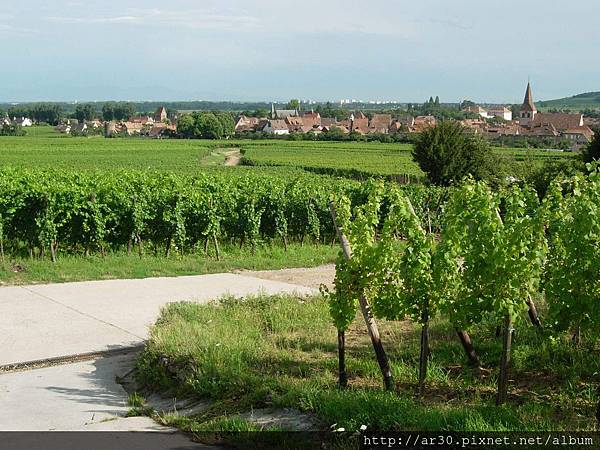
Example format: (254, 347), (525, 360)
(237, 264), (335, 290)
(224, 149), (242, 166)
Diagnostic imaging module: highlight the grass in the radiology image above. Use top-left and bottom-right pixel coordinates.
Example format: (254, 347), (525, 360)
(135, 294), (599, 441)
(0, 130), (575, 181)
(0, 130), (214, 172)
(0, 242), (337, 285)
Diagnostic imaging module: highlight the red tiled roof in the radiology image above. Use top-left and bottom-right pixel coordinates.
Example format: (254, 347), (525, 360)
(532, 113), (583, 131)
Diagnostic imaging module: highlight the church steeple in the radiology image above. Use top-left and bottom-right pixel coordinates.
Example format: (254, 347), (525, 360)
(519, 81), (537, 125)
(522, 82), (537, 112)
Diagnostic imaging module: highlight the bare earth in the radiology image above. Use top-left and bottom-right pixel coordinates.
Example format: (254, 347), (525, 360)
(224, 149), (242, 166)
(237, 264), (336, 290)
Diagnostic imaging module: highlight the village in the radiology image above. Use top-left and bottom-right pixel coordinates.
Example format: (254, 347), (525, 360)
(1, 82), (597, 149)
(235, 83), (596, 148)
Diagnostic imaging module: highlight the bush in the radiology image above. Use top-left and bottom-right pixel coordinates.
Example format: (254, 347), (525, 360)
(411, 121), (493, 186)
(581, 128), (600, 164)
(0, 124), (26, 136)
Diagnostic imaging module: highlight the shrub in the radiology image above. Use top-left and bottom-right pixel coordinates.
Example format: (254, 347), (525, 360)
(411, 121), (493, 186)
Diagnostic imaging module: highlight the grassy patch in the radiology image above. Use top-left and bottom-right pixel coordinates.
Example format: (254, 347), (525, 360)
(136, 294), (599, 434)
(0, 242), (337, 285)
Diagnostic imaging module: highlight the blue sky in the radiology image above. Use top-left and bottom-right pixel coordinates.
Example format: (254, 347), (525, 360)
(1, 0), (598, 103)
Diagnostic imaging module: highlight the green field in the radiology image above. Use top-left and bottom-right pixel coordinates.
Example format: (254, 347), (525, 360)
(240, 140), (423, 181)
(0, 132), (215, 172)
(0, 127), (577, 180)
(240, 141), (576, 181)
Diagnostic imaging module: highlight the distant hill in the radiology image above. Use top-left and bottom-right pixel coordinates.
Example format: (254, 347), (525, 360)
(538, 92), (600, 110)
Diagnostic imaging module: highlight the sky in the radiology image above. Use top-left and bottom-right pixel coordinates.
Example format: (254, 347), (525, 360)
(1, 0), (599, 103)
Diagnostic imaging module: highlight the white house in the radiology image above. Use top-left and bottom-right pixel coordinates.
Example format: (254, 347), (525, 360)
(488, 107), (513, 121)
(262, 119), (289, 135)
(12, 117), (33, 127)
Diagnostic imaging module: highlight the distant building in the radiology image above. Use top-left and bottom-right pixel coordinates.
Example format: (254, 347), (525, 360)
(129, 116), (154, 126)
(235, 115), (261, 133)
(11, 117), (33, 127)
(154, 107), (168, 123)
(463, 105), (491, 119)
(517, 81), (592, 145)
(121, 122), (145, 135)
(369, 114), (392, 133)
(410, 116), (436, 133)
(488, 107), (512, 121)
(518, 82), (537, 126)
(270, 104), (298, 120)
(562, 126), (595, 145)
(261, 119), (290, 135)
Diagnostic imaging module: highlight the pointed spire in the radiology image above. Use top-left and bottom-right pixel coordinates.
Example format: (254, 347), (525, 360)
(522, 82), (537, 112)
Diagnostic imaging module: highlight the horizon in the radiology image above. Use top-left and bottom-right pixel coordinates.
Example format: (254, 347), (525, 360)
(1, 1), (599, 104)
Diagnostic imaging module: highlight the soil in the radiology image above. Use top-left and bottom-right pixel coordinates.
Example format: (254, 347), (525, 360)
(238, 264), (336, 290)
(223, 149), (242, 166)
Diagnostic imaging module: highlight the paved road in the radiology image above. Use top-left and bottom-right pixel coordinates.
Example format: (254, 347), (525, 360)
(0, 353), (159, 431)
(0, 273), (315, 366)
(0, 272), (315, 438)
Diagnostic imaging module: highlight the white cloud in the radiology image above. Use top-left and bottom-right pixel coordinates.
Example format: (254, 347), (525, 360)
(44, 3), (419, 39)
(46, 8), (261, 32)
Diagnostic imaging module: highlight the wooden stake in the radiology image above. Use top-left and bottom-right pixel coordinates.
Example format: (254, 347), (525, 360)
(418, 298), (430, 396)
(338, 329), (347, 388)
(526, 295), (541, 327)
(456, 329), (481, 367)
(496, 315), (513, 405)
(50, 241), (57, 263)
(212, 234), (221, 261)
(329, 201), (394, 391)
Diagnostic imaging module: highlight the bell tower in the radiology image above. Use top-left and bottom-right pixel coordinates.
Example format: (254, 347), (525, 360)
(519, 81), (537, 126)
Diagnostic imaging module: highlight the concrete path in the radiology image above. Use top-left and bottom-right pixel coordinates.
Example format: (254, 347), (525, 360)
(0, 272), (315, 438)
(0, 273), (315, 366)
(0, 353), (216, 448)
(0, 353), (156, 431)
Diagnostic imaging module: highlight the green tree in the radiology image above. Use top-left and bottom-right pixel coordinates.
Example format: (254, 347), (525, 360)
(460, 100), (476, 110)
(75, 103), (96, 122)
(176, 114), (197, 138)
(434, 96), (440, 107)
(581, 128), (600, 164)
(114, 103), (136, 121)
(412, 120), (493, 186)
(197, 113), (224, 139)
(214, 112), (235, 138)
(102, 102), (115, 121)
(286, 99), (300, 110)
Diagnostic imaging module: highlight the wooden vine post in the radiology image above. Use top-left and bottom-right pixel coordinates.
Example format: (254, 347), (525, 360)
(329, 201), (394, 391)
(456, 330), (481, 367)
(337, 329), (347, 388)
(526, 295), (541, 327)
(418, 297), (430, 396)
(496, 314), (514, 405)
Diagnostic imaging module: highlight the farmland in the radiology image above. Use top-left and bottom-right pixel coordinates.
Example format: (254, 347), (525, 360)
(240, 140), (423, 181)
(240, 140), (574, 180)
(0, 128), (576, 179)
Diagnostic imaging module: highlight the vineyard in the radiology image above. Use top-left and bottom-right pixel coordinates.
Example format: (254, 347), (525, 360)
(240, 140), (424, 182)
(241, 140), (575, 181)
(0, 131), (575, 182)
(0, 168), (448, 261)
(324, 165), (600, 409)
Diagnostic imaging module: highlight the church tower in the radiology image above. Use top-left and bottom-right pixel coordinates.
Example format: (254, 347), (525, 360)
(519, 81), (537, 126)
